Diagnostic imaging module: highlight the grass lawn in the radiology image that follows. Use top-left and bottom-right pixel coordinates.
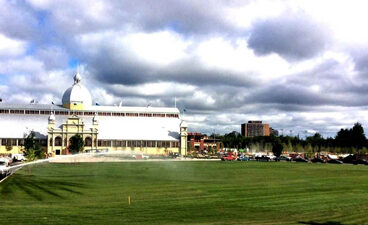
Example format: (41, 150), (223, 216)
(1, 161), (368, 225)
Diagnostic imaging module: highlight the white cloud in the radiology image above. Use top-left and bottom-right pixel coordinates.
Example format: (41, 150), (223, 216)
(121, 31), (192, 66)
(0, 34), (27, 58)
(195, 37), (289, 81)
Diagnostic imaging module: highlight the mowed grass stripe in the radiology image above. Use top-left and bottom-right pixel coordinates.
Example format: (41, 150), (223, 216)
(1, 161), (368, 225)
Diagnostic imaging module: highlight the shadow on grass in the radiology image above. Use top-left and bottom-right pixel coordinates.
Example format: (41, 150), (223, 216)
(299, 221), (347, 225)
(0, 174), (85, 201)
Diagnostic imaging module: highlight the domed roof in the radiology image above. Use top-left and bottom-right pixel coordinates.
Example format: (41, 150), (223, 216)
(62, 73), (92, 106)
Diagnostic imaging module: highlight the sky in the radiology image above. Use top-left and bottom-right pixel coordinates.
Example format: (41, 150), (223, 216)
(1, 0), (368, 137)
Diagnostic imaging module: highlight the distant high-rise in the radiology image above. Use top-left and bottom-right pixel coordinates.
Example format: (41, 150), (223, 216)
(241, 121), (270, 137)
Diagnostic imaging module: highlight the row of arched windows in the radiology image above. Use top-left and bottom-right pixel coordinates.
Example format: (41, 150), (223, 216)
(51, 136), (93, 147)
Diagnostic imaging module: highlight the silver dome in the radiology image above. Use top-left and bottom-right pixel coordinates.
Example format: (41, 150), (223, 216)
(62, 73), (92, 106)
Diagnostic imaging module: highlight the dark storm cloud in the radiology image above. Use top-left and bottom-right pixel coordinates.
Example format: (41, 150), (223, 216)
(82, 46), (257, 87)
(120, 0), (238, 35)
(350, 47), (368, 72)
(250, 84), (330, 105)
(34, 0), (241, 37)
(0, 1), (38, 40)
(247, 13), (329, 60)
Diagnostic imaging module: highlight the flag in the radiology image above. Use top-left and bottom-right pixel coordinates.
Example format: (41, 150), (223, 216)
(30, 99), (35, 104)
(183, 109), (187, 112)
(52, 101), (55, 105)
(147, 103), (152, 107)
(0, 98), (2, 102)
(95, 102), (100, 106)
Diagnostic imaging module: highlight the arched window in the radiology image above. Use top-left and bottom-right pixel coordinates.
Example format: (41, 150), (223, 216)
(85, 137), (92, 146)
(55, 136), (62, 146)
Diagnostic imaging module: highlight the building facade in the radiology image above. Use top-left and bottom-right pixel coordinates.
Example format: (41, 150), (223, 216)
(0, 73), (188, 156)
(241, 121), (270, 137)
(187, 132), (221, 152)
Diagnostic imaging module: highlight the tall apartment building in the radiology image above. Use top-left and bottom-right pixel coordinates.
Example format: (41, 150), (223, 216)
(241, 121), (270, 137)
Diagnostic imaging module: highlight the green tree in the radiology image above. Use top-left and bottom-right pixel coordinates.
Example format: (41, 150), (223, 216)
(272, 141), (283, 158)
(6, 140), (12, 151)
(23, 131), (43, 161)
(69, 134), (84, 154)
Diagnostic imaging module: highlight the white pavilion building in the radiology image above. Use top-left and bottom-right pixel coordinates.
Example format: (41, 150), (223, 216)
(0, 73), (188, 156)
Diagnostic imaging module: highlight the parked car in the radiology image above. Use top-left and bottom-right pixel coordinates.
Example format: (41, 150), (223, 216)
(276, 156), (291, 161)
(169, 153), (180, 158)
(327, 159), (343, 164)
(342, 154), (355, 164)
(353, 159), (368, 165)
(255, 155), (271, 162)
(11, 154), (26, 162)
(237, 156), (250, 161)
(221, 153), (237, 161)
(132, 154), (149, 160)
(293, 157), (308, 163)
(0, 160), (9, 178)
(311, 157), (325, 163)
(0, 157), (11, 166)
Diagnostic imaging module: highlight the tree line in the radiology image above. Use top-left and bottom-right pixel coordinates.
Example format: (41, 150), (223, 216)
(219, 122), (368, 156)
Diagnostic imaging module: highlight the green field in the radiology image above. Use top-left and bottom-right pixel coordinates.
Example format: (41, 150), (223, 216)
(1, 161), (368, 225)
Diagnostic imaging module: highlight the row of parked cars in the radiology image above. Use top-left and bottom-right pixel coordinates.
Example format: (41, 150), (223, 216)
(221, 153), (368, 165)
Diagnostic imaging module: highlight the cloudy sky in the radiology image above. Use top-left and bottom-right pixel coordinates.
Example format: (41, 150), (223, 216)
(1, 0), (368, 137)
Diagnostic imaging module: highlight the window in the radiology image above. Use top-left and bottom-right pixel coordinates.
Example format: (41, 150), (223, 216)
(147, 141), (155, 147)
(171, 141), (179, 148)
(126, 113), (138, 117)
(112, 112), (125, 117)
(139, 113), (152, 117)
(55, 137), (62, 146)
(97, 112), (111, 116)
(1, 139), (6, 146)
(166, 114), (179, 118)
(40, 110), (51, 115)
(85, 137), (92, 146)
(18, 139), (24, 146)
(10, 110), (24, 114)
(11, 139), (17, 146)
(153, 113), (165, 117)
(127, 141), (138, 147)
(98, 140), (111, 147)
(114, 140), (121, 147)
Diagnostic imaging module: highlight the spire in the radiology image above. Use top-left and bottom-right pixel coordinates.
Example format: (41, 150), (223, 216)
(74, 72), (82, 84)
(49, 111), (55, 122)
